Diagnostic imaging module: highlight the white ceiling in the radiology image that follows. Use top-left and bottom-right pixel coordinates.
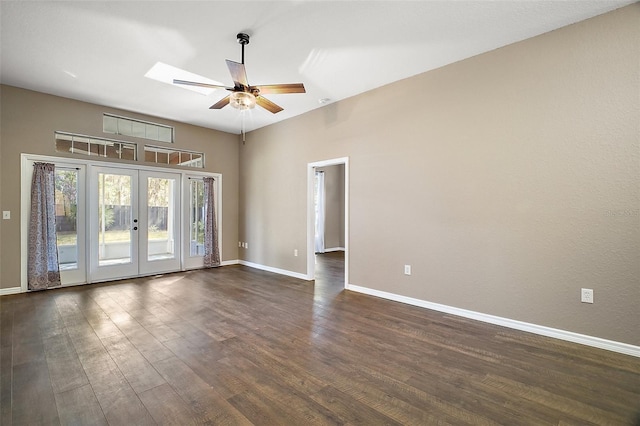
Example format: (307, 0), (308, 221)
(1, 1), (634, 134)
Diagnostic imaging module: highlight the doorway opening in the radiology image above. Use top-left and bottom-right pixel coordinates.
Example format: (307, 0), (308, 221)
(307, 157), (349, 287)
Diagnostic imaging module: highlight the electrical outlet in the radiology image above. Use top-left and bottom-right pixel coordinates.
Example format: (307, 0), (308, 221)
(294, 249), (298, 257)
(2, 211), (9, 220)
(581, 288), (594, 304)
(404, 265), (411, 276)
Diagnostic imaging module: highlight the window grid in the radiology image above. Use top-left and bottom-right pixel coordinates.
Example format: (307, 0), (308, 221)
(144, 145), (204, 169)
(103, 113), (174, 143)
(55, 132), (137, 161)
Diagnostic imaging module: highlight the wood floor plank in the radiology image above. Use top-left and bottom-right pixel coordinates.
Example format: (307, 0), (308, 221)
(315, 355), (482, 425)
(55, 298), (158, 425)
(79, 347), (156, 426)
(227, 389), (306, 426)
(96, 379), (157, 425)
(138, 383), (201, 425)
(144, 323), (182, 342)
(0, 346), (12, 426)
(151, 356), (252, 425)
(482, 374), (630, 425)
(218, 353), (346, 425)
(11, 337), (46, 367)
(114, 320), (174, 364)
(54, 383), (108, 426)
(0, 299), (14, 349)
(34, 296), (67, 341)
(126, 308), (166, 329)
(85, 310), (123, 340)
(43, 331), (89, 394)
(99, 333), (166, 393)
(162, 337), (247, 399)
(404, 358), (563, 425)
(166, 319), (217, 343)
(11, 359), (60, 425)
(221, 334), (328, 396)
(308, 385), (411, 426)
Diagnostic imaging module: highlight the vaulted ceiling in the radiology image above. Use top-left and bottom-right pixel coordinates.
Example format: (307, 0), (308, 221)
(1, 1), (633, 134)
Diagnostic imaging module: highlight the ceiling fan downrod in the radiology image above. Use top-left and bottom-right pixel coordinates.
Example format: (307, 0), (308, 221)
(237, 33), (250, 65)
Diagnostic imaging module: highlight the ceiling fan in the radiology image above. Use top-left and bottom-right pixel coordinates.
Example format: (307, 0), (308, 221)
(173, 33), (306, 114)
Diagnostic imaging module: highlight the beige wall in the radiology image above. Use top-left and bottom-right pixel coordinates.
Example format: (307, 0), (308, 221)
(240, 5), (640, 345)
(0, 86), (240, 289)
(317, 165), (345, 250)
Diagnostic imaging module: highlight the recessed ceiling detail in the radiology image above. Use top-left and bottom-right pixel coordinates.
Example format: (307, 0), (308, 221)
(145, 62), (223, 96)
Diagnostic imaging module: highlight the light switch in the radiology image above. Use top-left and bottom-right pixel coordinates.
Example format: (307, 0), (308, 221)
(2, 211), (9, 220)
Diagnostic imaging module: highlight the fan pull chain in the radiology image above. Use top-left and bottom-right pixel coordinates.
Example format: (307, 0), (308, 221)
(242, 113), (246, 144)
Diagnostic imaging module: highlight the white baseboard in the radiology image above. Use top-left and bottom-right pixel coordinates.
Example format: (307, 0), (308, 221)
(0, 287), (22, 296)
(322, 247), (345, 253)
(346, 284), (640, 358)
(220, 259), (240, 266)
(239, 260), (312, 281)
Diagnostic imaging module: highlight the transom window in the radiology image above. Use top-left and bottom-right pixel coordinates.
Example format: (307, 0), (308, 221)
(103, 113), (174, 143)
(55, 132), (137, 161)
(144, 145), (204, 168)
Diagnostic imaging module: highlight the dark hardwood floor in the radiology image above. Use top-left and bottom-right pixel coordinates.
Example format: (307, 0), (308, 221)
(1, 251), (639, 425)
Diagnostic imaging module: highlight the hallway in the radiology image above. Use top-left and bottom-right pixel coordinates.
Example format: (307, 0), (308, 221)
(313, 251), (345, 298)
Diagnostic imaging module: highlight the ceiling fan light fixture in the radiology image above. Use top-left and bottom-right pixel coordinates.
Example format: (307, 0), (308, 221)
(229, 91), (256, 110)
(175, 32), (304, 116)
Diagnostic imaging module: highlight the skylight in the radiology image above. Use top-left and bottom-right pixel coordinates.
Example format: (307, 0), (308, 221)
(145, 62), (223, 96)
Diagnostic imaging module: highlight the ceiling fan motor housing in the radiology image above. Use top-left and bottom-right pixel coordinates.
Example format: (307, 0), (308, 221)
(237, 33), (250, 45)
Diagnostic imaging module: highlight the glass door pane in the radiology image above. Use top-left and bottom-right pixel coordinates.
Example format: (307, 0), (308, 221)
(51, 164), (86, 285)
(98, 172), (133, 266)
(182, 175), (218, 270)
(190, 179), (205, 257)
(147, 177), (174, 261)
(55, 168), (79, 270)
(90, 167), (138, 282)
(138, 171), (180, 275)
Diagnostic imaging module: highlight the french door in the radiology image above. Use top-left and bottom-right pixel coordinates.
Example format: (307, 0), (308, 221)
(22, 154), (221, 290)
(90, 167), (180, 282)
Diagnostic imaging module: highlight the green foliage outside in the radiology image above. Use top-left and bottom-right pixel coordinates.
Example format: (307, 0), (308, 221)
(57, 229), (169, 245)
(54, 171), (201, 246)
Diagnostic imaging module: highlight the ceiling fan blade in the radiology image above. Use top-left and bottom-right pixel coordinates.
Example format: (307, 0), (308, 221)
(209, 95), (231, 109)
(173, 79), (230, 90)
(253, 83), (306, 95)
(255, 96), (283, 114)
(226, 60), (249, 88)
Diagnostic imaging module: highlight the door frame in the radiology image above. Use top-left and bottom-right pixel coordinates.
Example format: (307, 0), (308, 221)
(20, 153), (222, 291)
(307, 157), (349, 286)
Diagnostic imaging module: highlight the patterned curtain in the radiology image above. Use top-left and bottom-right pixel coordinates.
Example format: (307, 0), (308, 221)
(203, 177), (220, 268)
(28, 162), (61, 290)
